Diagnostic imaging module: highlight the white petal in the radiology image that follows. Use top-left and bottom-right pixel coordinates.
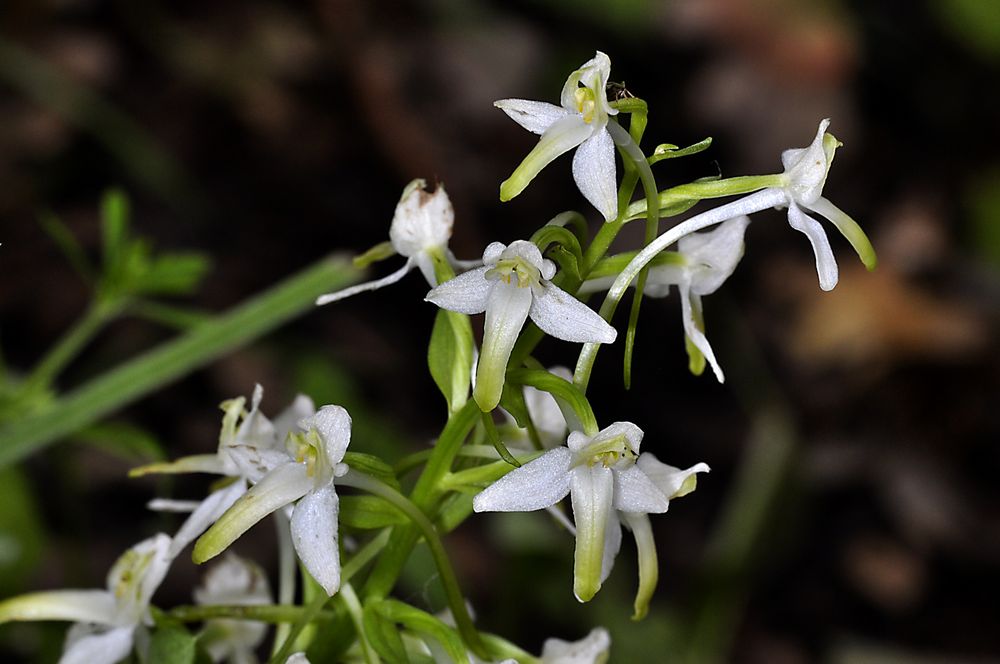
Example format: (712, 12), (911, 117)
(147, 498), (201, 512)
(60, 625), (134, 664)
(168, 480), (247, 557)
(389, 181), (454, 257)
(225, 443), (293, 485)
(500, 114), (593, 202)
(194, 553), (271, 606)
(0, 591), (116, 625)
(524, 366), (572, 447)
(495, 99), (570, 135)
(474, 281), (533, 411)
(529, 283), (616, 344)
(600, 510), (621, 585)
(782, 118), (833, 205)
(128, 454), (228, 478)
(677, 216), (750, 296)
(107, 534), (172, 624)
(636, 454), (710, 500)
(425, 266), (492, 315)
(560, 51), (615, 118)
(316, 259), (415, 306)
(193, 463), (311, 564)
(541, 627), (611, 664)
(499, 239), (546, 269)
(787, 202), (838, 291)
(290, 484), (341, 595)
(592, 421), (644, 456)
(285, 653), (311, 664)
(303, 405), (352, 467)
(678, 279), (724, 382)
(482, 242), (506, 266)
(473, 447), (573, 512)
(570, 465), (615, 602)
(613, 465), (670, 514)
(272, 395), (317, 442)
(572, 129), (617, 221)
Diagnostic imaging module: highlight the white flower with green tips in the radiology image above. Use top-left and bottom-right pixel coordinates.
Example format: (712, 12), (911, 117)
(581, 216), (750, 382)
(193, 405), (352, 596)
(317, 179), (462, 305)
(0, 534), (172, 664)
(426, 240), (616, 411)
(776, 118), (877, 291)
(194, 554), (271, 664)
(473, 422), (665, 601)
(496, 51), (619, 221)
(134, 385), (315, 557)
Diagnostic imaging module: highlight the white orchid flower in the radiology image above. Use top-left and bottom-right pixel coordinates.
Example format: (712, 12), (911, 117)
(134, 385), (315, 557)
(426, 240), (616, 411)
(496, 51), (619, 221)
(776, 118), (877, 291)
(473, 422), (666, 601)
(195, 554), (272, 664)
(581, 216), (750, 382)
(194, 405), (351, 596)
(0, 534), (172, 664)
(619, 455), (708, 619)
(540, 627), (611, 663)
(317, 179), (463, 305)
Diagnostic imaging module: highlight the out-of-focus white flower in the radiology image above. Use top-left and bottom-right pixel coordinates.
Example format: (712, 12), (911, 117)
(540, 627), (611, 663)
(0, 534), (172, 664)
(426, 240), (616, 411)
(195, 554), (271, 664)
(582, 216), (750, 382)
(134, 385), (315, 557)
(194, 405), (352, 596)
(496, 52), (619, 221)
(317, 179), (464, 305)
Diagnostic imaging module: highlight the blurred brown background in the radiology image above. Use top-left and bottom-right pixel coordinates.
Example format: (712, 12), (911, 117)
(1, 0), (999, 662)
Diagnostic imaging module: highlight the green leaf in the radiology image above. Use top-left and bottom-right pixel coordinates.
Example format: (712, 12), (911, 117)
(339, 495), (407, 529)
(101, 188), (130, 276)
(133, 252), (211, 296)
(0, 467), (46, 596)
(363, 601), (411, 664)
(343, 452), (400, 491)
(149, 624), (197, 664)
(375, 599), (467, 664)
(427, 309), (474, 414)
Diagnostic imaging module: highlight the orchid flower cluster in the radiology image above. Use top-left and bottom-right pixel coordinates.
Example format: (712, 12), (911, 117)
(0, 50), (875, 663)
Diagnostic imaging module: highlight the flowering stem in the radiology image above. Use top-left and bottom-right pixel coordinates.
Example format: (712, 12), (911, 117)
(339, 469), (488, 659)
(169, 603), (335, 624)
(339, 583), (381, 664)
(0, 255), (361, 467)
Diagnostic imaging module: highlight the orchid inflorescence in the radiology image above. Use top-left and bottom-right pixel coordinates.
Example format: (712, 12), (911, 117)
(0, 50), (874, 663)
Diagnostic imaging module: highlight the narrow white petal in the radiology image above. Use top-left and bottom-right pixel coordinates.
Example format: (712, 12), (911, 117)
(290, 484), (341, 596)
(636, 455), (710, 500)
(678, 215), (750, 296)
(679, 279), (724, 382)
(0, 591), (116, 625)
(168, 480), (248, 557)
(108, 534), (172, 624)
(614, 465), (670, 514)
(194, 463), (311, 564)
(60, 625), (135, 664)
(225, 444), (293, 485)
(425, 267), (492, 315)
(303, 405), (352, 467)
(787, 202), (838, 291)
(500, 114), (593, 202)
(147, 498), (201, 512)
(474, 282), (533, 411)
(572, 129), (618, 221)
(272, 395), (316, 442)
(495, 98), (570, 135)
(600, 510), (622, 585)
(540, 627), (611, 663)
(570, 465), (615, 602)
(592, 421), (644, 455)
(316, 260), (414, 306)
(529, 283), (616, 344)
(473, 447), (573, 512)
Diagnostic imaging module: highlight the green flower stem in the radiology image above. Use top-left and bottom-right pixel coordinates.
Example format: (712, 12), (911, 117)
(622, 175), (786, 222)
(337, 584), (381, 664)
(339, 469), (488, 660)
(271, 512), (296, 656)
(19, 299), (121, 398)
(169, 603), (335, 624)
(362, 401), (480, 602)
(439, 453), (543, 491)
(0, 255), (361, 468)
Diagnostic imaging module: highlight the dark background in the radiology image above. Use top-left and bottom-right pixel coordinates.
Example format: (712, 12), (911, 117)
(1, 0), (998, 661)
